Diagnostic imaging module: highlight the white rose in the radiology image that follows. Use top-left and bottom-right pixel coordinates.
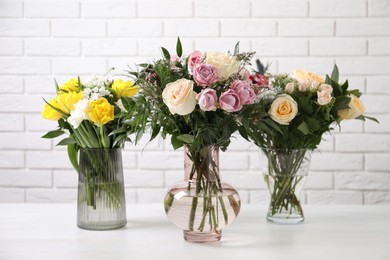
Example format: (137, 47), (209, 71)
(318, 84), (333, 93)
(338, 94), (365, 120)
(317, 90), (332, 105)
(205, 51), (240, 79)
(268, 94), (298, 125)
(285, 82), (295, 94)
(162, 79), (197, 116)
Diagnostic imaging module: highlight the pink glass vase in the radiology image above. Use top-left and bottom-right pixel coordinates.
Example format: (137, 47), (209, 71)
(164, 145), (241, 243)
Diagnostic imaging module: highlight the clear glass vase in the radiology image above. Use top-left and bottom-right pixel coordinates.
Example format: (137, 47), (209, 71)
(260, 148), (312, 224)
(77, 148), (127, 230)
(164, 145), (241, 243)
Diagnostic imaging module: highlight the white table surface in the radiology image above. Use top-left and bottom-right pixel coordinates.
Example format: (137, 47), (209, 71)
(0, 204), (389, 260)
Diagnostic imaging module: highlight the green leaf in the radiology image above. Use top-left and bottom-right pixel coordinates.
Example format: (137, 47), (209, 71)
(171, 135), (183, 150)
(331, 64), (339, 83)
(307, 117), (320, 132)
(176, 134), (195, 144)
(42, 98), (68, 118)
(238, 125), (249, 141)
(113, 134), (127, 147)
(108, 128), (127, 137)
(234, 41), (240, 55)
(364, 115), (380, 124)
(121, 96), (134, 111)
(333, 96), (351, 110)
(77, 76), (82, 92)
(176, 37), (182, 57)
(150, 122), (161, 141)
(67, 144), (79, 172)
(330, 78), (343, 97)
(297, 121), (310, 135)
(348, 89), (362, 98)
(57, 138), (77, 146)
(161, 47), (171, 60)
(42, 129), (65, 139)
(54, 79), (60, 93)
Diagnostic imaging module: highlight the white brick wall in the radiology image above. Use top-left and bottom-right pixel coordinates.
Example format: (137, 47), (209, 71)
(0, 0), (389, 204)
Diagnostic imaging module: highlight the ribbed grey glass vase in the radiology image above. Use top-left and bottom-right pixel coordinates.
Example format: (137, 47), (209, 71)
(77, 148), (127, 230)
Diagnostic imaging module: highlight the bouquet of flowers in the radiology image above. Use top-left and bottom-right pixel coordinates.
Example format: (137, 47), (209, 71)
(243, 63), (378, 222)
(41, 74), (142, 210)
(126, 38), (255, 240)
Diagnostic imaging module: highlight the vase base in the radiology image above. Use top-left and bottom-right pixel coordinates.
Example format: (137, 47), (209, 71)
(183, 230), (221, 243)
(77, 220), (127, 231)
(267, 213), (304, 225)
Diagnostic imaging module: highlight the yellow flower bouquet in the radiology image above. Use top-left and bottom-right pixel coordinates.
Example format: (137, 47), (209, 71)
(41, 75), (141, 230)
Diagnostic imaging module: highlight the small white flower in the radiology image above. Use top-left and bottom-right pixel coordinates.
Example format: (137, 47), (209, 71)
(84, 75), (109, 88)
(258, 88), (278, 101)
(90, 93), (100, 101)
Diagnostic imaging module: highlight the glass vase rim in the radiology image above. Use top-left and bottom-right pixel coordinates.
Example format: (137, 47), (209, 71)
(184, 144), (220, 150)
(79, 147), (123, 151)
(260, 148), (314, 152)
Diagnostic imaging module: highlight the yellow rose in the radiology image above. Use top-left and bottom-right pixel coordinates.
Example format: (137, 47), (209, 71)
(112, 79), (139, 98)
(56, 92), (83, 114)
(292, 69), (325, 92)
(59, 78), (79, 93)
(338, 94), (365, 120)
(162, 79), (197, 115)
(42, 98), (63, 121)
(87, 97), (114, 126)
(269, 94), (298, 125)
(205, 51), (240, 79)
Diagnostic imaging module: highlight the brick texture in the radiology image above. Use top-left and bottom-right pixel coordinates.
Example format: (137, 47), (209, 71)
(0, 0), (389, 204)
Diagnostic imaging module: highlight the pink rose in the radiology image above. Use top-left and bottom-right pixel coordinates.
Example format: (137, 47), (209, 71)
(196, 88), (218, 111)
(193, 63), (218, 87)
(188, 50), (202, 69)
(231, 80), (256, 105)
(219, 89), (242, 112)
(239, 68), (251, 80)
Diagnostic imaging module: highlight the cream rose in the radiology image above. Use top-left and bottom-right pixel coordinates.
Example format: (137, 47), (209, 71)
(162, 79), (197, 115)
(269, 94), (298, 125)
(292, 69), (325, 92)
(292, 69), (325, 84)
(205, 51), (240, 79)
(338, 94), (365, 120)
